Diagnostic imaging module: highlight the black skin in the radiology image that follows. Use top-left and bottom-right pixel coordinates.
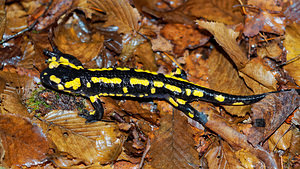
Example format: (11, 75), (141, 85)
(41, 49), (300, 124)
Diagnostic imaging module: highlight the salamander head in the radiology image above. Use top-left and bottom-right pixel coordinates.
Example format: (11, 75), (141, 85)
(43, 49), (84, 70)
(40, 66), (83, 93)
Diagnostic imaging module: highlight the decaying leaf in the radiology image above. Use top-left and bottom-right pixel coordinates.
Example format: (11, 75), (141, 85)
(32, 0), (73, 31)
(204, 141), (252, 169)
(248, 90), (300, 146)
(149, 101), (200, 169)
(0, 113), (50, 168)
(53, 17), (104, 63)
(196, 20), (248, 69)
(39, 110), (125, 165)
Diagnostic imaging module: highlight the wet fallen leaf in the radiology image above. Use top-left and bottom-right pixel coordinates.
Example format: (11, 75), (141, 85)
(39, 110), (124, 165)
(0, 113), (50, 168)
(53, 15), (104, 63)
(283, 23), (300, 86)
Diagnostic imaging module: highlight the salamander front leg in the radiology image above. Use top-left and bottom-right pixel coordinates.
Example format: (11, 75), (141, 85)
(81, 96), (104, 123)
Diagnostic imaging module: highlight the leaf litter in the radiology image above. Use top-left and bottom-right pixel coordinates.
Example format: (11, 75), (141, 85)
(0, 0), (299, 168)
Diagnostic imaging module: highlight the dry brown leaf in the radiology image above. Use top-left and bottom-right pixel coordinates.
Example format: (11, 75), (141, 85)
(204, 141), (246, 169)
(89, 0), (141, 34)
(0, 71), (34, 118)
(201, 104), (279, 168)
(283, 23), (300, 86)
(148, 101), (200, 169)
(158, 0), (243, 25)
(284, 1), (300, 23)
(39, 110), (124, 165)
(244, 11), (286, 37)
(151, 34), (173, 53)
(248, 90), (300, 146)
(133, 41), (157, 71)
(0, 113), (50, 168)
(32, 0), (73, 31)
(256, 41), (282, 61)
(54, 21), (104, 63)
(196, 20), (248, 69)
(184, 0), (243, 25)
(235, 149), (262, 169)
(0, 0), (5, 40)
(207, 49), (252, 116)
(5, 3), (27, 34)
(160, 24), (209, 55)
(268, 123), (292, 151)
(240, 57), (277, 90)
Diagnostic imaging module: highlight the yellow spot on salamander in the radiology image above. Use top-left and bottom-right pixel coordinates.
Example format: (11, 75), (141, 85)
(49, 57), (57, 62)
(165, 84), (182, 93)
(43, 72), (48, 75)
(193, 90), (204, 97)
(153, 81), (164, 87)
(65, 78), (81, 90)
(215, 95), (225, 102)
(87, 82), (91, 88)
(116, 67), (130, 71)
(126, 94), (136, 97)
(58, 84), (64, 90)
(135, 69), (158, 75)
(59, 57), (70, 63)
(91, 77), (122, 84)
(89, 110), (96, 115)
(88, 68), (113, 71)
(123, 87), (128, 93)
(151, 88), (156, 94)
(50, 75), (61, 84)
(90, 95), (98, 103)
(49, 61), (60, 69)
(169, 97), (178, 107)
(176, 98), (186, 105)
(109, 93), (115, 96)
(188, 112), (194, 118)
(102, 93), (108, 96)
(116, 94), (123, 96)
(130, 78), (149, 86)
(232, 102), (244, 105)
(186, 89), (191, 96)
(139, 94), (144, 97)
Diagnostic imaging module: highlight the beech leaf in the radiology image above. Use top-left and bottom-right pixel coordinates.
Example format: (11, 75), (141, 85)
(89, 0), (141, 34)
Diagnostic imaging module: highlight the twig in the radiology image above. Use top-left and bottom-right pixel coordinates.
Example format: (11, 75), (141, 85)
(138, 137), (151, 169)
(0, 0), (53, 45)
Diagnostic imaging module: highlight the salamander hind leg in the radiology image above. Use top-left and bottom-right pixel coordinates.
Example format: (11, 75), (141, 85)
(80, 95), (104, 123)
(167, 96), (208, 125)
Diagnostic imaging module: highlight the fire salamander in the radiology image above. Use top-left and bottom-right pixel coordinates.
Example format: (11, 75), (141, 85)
(40, 49), (299, 125)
